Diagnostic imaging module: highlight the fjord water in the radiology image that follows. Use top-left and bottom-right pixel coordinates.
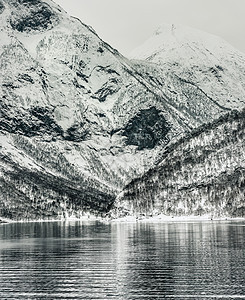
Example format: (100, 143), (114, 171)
(0, 221), (244, 299)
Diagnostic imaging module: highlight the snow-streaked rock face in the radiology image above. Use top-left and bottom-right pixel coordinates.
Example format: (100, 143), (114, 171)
(0, 2), (245, 220)
(114, 109), (245, 218)
(0, 0), (170, 220)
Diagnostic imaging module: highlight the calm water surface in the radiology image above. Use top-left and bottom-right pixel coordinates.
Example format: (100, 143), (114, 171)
(0, 221), (244, 299)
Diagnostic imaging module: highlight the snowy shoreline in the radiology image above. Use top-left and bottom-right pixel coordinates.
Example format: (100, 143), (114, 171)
(1, 214), (245, 225)
(111, 214), (245, 223)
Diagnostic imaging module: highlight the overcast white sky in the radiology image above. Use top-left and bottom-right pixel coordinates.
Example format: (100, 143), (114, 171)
(54, 0), (245, 56)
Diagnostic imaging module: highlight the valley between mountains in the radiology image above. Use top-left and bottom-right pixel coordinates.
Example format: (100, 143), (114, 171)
(0, 0), (244, 221)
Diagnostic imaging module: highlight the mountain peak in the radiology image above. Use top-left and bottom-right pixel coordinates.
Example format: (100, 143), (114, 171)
(129, 22), (245, 111)
(129, 23), (243, 61)
(154, 23), (212, 36)
(154, 23), (177, 36)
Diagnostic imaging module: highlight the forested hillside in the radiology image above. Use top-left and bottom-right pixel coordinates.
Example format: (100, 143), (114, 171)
(115, 109), (245, 218)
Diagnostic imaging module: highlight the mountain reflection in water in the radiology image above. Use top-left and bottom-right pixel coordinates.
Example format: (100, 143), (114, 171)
(0, 221), (244, 299)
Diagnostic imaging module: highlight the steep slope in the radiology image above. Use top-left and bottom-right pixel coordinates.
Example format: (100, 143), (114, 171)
(0, 133), (116, 220)
(0, 2), (245, 220)
(114, 109), (245, 218)
(0, 0), (170, 220)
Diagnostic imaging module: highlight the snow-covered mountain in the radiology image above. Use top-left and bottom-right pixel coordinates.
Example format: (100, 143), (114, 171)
(130, 23), (245, 111)
(114, 109), (245, 218)
(0, 1), (244, 220)
(129, 23), (245, 140)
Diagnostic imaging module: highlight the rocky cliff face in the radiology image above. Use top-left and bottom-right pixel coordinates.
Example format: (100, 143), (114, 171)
(114, 109), (245, 218)
(0, 1), (245, 220)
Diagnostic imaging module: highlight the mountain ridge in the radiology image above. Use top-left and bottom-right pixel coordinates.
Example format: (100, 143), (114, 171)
(0, 0), (244, 220)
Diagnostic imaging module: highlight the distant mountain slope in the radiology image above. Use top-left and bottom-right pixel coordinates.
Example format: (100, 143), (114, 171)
(130, 24), (245, 111)
(0, 2), (245, 220)
(114, 109), (245, 218)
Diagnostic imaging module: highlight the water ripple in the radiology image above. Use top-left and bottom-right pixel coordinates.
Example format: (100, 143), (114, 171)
(0, 221), (244, 299)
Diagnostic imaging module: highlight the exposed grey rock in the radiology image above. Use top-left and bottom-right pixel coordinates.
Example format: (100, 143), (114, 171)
(9, 0), (59, 33)
(121, 107), (170, 150)
(0, 1), (4, 14)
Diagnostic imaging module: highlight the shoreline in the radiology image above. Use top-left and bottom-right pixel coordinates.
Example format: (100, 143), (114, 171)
(111, 214), (245, 223)
(1, 214), (245, 225)
(0, 215), (101, 225)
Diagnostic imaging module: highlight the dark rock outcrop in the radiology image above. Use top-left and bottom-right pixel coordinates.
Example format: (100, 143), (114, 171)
(64, 122), (90, 142)
(122, 107), (170, 150)
(0, 102), (63, 138)
(0, 1), (4, 14)
(9, 0), (59, 33)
